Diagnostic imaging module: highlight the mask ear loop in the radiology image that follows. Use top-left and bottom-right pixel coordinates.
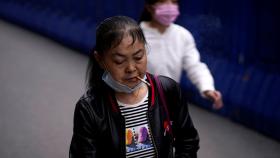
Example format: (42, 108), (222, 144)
(95, 52), (123, 87)
(102, 62), (109, 72)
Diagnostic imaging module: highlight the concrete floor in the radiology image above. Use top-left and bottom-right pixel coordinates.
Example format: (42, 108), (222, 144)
(0, 19), (280, 158)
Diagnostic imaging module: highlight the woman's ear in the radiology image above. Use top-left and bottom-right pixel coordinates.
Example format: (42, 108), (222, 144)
(94, 51), (105, 69)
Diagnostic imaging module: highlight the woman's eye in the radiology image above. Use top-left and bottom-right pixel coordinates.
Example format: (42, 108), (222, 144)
(113, 57), (125, 64)
(134, 53), (144, 61)
(134, 55), (143, 61)
(136, 56), (142, 60)
(114, 60), (125, 65)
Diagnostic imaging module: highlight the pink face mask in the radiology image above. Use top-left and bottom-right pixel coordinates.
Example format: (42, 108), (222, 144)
(153, 3), (180, 26)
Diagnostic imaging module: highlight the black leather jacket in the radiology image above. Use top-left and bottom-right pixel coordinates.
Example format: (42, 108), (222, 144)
(69, 74), (199, 158)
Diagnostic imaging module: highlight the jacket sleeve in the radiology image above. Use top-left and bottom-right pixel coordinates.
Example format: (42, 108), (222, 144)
(160, 76), (200, 158)
(181, 29), (215, 95)
(69, 99), (97, 158)
(174, 91), (200, 158)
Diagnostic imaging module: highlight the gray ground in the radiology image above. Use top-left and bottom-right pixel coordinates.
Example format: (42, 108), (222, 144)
(1, 19), (280, 158)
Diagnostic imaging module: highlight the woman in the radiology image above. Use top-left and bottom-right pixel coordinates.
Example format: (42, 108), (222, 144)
(69, 16), (199, 158)
(140, 0), (223, 109)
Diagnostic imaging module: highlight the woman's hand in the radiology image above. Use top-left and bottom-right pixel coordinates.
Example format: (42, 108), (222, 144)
(203, 90), (223, 109)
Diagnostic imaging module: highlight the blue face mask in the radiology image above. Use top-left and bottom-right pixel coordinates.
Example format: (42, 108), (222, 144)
(102, 71), (145, 93)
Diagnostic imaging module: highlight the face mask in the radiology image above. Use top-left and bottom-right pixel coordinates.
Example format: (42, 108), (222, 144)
(153, 3), (180, 26)
(102, 71), (145, 93)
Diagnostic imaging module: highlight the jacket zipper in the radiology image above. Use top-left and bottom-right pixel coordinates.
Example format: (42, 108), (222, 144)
(147, 112), (159, 158)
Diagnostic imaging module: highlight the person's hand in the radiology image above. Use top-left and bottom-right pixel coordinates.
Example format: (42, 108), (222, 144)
(203, 90), (223, 109)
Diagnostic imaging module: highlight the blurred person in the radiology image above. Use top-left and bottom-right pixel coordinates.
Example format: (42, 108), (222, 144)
(140, 0), (223, 109)
(69, 16), (199, 158)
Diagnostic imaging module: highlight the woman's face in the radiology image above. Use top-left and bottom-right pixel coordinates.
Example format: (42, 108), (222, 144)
(100, 35), (147, 88)
(149, 0), (178, 11)
(148, 0), (179, 24)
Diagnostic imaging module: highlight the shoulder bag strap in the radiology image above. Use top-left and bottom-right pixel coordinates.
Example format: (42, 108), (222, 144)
(154, 75), (173, 137)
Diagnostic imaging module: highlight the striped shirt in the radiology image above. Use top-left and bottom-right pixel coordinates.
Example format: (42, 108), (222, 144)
(118, 92), (156, 158)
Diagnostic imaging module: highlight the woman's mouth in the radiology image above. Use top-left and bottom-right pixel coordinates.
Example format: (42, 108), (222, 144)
(125, 77), (138, 82)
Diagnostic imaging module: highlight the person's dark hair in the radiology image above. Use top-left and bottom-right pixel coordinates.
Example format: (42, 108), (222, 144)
(139, 0), (159, 22)
(86, 16), (147, 89)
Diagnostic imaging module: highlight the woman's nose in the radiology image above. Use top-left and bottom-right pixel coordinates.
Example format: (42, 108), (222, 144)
(125, 62), (136, 73)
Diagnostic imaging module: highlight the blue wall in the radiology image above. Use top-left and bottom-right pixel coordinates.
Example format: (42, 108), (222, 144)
(177, 0), (280, 71)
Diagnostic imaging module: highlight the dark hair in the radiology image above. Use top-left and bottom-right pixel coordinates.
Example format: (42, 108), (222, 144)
(139, 0), (159, 22)
(86, 16), (147, 89)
